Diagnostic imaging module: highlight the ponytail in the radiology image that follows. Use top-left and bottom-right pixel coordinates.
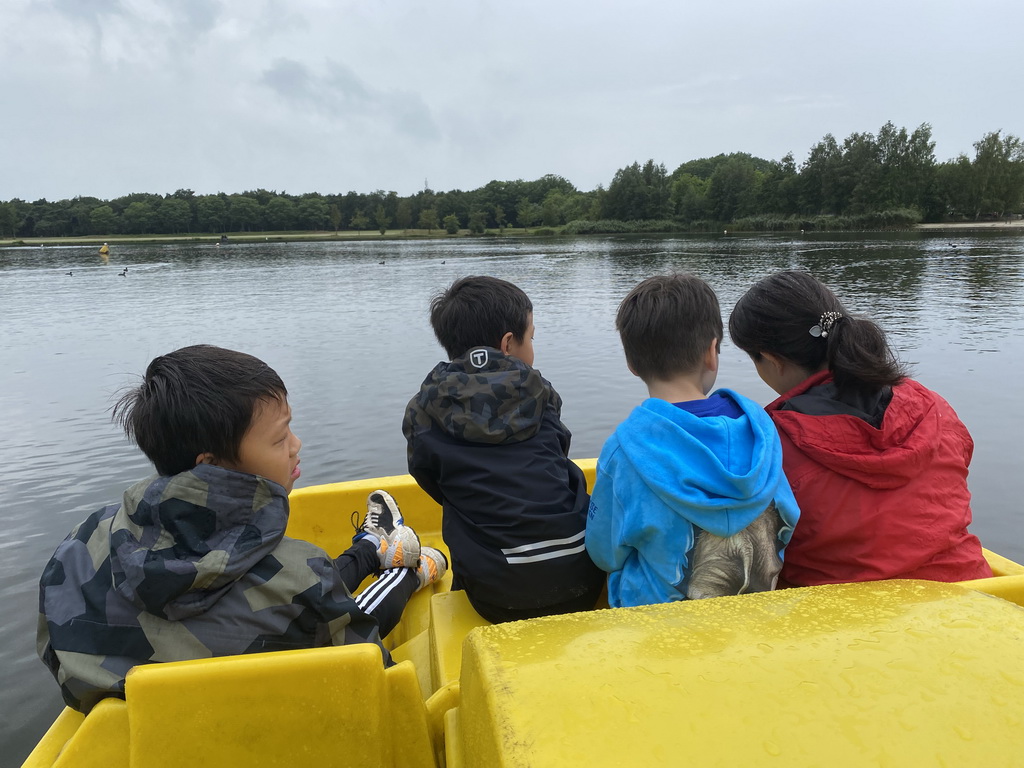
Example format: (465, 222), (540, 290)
(729, 271), (906, 395)
(825, 315), (905, 394)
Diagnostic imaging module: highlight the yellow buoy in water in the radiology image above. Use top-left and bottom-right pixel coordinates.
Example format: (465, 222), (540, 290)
(99, 242), (110, 263)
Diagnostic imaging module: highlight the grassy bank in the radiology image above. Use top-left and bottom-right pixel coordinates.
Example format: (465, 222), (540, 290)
(0, 229), (508, 248)
(4, 219), (1023, 249)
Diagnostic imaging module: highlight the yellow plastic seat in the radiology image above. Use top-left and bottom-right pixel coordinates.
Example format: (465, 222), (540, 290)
(44, 699), (128, 768)
(428, 591), (491, 695)
(125, 644), (436, 768)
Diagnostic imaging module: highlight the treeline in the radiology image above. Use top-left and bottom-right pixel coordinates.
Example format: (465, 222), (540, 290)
(2, 123), (1022, 239)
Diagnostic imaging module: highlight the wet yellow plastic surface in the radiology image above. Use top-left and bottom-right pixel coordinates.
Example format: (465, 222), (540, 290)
(22, 708), (84, 768)
(51, 699), (128, 768)
(125, 643), (435, 768)
(454, 580), (1024, 767)
(430, 591), (491, 693)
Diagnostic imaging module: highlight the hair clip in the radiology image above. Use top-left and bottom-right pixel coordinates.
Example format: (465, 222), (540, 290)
(809, 311), (843, 338)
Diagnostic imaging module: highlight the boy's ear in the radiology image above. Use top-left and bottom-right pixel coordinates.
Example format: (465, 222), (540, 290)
(499, 331), (513, 356)
(195, 452), (217, 467)
(704, 338), (721, 373)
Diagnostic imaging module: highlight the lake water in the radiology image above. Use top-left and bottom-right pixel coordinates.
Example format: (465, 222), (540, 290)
(3, 232), (1023, 760)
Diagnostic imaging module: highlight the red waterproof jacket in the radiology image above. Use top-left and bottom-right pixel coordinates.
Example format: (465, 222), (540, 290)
(766, 372), (992, 587)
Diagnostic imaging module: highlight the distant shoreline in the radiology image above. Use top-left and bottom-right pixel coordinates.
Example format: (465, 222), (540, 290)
(917, 219), (1024, 230)
(2, 220), (1023, 249)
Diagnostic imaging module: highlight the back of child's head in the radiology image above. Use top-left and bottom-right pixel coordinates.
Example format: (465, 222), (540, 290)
(728, 270), (906, 395)
(112, 345), (287, 476)
(616, 274), (723, 383)
(429, 276), (533, 359)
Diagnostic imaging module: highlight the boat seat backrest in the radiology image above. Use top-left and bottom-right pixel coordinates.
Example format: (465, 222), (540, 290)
(124, 644), (436, 768)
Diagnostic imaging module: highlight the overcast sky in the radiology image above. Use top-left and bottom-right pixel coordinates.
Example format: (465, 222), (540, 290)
(2, 0), (1021, 202)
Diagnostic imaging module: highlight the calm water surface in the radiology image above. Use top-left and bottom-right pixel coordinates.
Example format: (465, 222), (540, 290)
(3, 233), (1023, 759)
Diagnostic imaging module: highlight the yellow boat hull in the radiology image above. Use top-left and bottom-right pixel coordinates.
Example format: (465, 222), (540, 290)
(24, 461), (1024, 767)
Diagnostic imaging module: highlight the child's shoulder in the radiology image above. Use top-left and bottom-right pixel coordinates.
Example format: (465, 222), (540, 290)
(711, 387), (759, 408)
(63, 501), (119, 546)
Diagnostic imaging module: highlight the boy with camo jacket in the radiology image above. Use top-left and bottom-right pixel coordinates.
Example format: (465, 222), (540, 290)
(38, 345), (446, 712)
(403, 276), (603, 623)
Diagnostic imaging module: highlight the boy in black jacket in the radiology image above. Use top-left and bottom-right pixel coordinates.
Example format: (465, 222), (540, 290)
(403, 276), (603, 623)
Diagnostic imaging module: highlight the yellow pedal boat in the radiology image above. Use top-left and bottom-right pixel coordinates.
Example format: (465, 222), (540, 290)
(24, 459), (1024, 767)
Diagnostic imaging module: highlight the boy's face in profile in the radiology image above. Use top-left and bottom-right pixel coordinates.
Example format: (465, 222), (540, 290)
(504, 311), (535, 367)
(215, 396), (302, 492)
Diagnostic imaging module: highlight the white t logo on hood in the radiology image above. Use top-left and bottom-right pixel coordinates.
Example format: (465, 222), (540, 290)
(469, 349), (489, 368)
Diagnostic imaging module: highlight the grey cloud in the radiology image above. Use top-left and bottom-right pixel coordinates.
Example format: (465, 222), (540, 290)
(324, 61), (372, 107)
(52, 0), (124, 24)
(176, 0), (222, 36)
(50, 0), (124, 50)
(259, 57), (439, 142)
(260, 58), (317, 103)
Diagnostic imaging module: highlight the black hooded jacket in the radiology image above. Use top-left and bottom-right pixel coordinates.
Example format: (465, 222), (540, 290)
(403, 347), (603, 618)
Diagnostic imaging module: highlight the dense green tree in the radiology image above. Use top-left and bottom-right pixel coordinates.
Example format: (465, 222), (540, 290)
(297, 196), (330, 230)
(329, 204), (342, 232)
(417, 208), (438, 232)
(753, 154), (798, 214)
(122, 201), (156, 233)
(799, 134), (845, 214)
(935, 155), (975, 219)
(195, 194), (227, 232)
(602, 160), (670, 220)
(524, 174), (577, 202)
(672, 153), (774, 182)
(5, 198), (31, 237)
(671, 174), (709, 221)
(374, 204), (391, 234)
(493, 204), (506, 229)
(109, 193), (162, 221)
(541, 189), (588, 226)
(228, 195), (262, 231)
(969, 130), (1024, 218)
(876, 122), (935, 211)
(350, 211), (370, 232)
(837, 131), (882, 214)
(159, 198), (192, 233)
(89, 204), (117, 234)
(477, 180), (527, 225)
(443, 213), (460, 234)
(33, 201), (72, 237)
(395, 199), (413, 230)
(67, 197), (99, 236)
(516, 198), (539, 228)
(265, 196), (296, 230)
(243, 188), (275, 206)
(707, 158), (760, 221)
(437, 190), (469, 224)
(540, 195), (560, 226)
(468, 210), (487, 233)
(0, 202), (17, 236)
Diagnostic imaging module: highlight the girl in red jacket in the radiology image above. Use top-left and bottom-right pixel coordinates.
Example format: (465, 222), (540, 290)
(728, 270), (991, 587)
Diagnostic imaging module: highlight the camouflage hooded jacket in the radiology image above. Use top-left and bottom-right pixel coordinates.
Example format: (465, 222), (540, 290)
(38, 463), (387, 712)
(403, 347), (602, 614)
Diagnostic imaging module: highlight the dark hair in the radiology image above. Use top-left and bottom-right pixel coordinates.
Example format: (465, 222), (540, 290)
(616, 274), (723, 382)
(429, 276), (533, 359)
(728, 270), (906, 395)
(112, 345), (287, 476)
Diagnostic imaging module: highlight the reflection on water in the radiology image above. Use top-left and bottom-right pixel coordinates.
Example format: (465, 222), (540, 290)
(2, 232), (1023, 759)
